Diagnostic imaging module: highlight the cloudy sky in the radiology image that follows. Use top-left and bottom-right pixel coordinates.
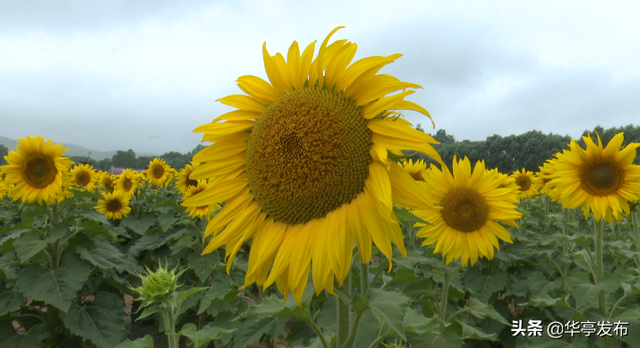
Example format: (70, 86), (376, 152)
(2, 0), (640, 155)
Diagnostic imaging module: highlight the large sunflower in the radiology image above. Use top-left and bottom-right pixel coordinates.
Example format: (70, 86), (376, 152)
(95, 190), (132, 220)
(414, 157), (522, 266)
(184, 27), (441, 303)
(1, 136), (73, 204)
(71, 163), (98, 192)
(547, 133), (640, 221)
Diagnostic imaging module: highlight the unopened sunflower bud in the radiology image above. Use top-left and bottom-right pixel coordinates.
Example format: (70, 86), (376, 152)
(129, 261), (186, 307)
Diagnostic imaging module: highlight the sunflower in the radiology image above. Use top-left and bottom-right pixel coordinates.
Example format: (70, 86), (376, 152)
(487, 168), (519, 193)
(176, 162), (201, 194)
(547, 133), (640, 222)
(414, 157), (522, 266)
(0, 181), (6, 200)
(181, 180), (218, 219)
(534, 158), (558, 196)
(97, 171), (116, 193)
(116, 169), (139, 197)
(146, 158), (171, 187)
(71, 163), (97, 192)
(400, 158), (429, 182)
(95, 190), (132, 220)
(184, 27), (441, 303)
(510, 169), (537, 199)
(1, 136), (74, 204)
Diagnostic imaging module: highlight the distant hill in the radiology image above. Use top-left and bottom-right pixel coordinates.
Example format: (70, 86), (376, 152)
(0, 135), (158, 160)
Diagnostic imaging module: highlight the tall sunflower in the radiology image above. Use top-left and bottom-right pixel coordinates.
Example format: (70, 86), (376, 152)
(116, 169), (139, 197)
(97, 171), (116, 193)
(414, 157), (522, 266)
(184, 27), (441, 303)
(1, 136), (73, 204)
(95, 190), (132, 220)
(146, 158), (171, 187)
(71, 163), (98, 192)
(547, 133), (640, 221)
(510, 169), (537, 199)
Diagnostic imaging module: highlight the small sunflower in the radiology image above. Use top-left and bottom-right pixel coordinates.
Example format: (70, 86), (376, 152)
(0, 181), (6, 200)
(184, 27), (441, 303)
(487, 168), (519, 193)
(414, 157), (522, 266)
(146, 158), (170, 187)
(510, 169), (537, 199)
(176, 162), (201, 194)
(95, 190), (132, 220)
(97, 171), (116, 193)
(181, 180), (218, 219)
(547, 133), (640, 222)
(71, 163), (97, 192)
(116, 169), (139, 197)
(534, 158), (558, 196)
(400, 158), (429, 182)
(1, 136), (74, 204)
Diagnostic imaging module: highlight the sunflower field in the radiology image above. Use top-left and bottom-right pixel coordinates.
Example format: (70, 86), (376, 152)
(1, 27), (640, 348)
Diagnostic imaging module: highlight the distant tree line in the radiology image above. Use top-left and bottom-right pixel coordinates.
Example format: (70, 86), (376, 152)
(68, 145), (206, 171)
(409, 123), (640, 174)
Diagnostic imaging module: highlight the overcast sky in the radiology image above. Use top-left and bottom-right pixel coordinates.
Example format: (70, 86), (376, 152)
(2, 0), (640, 155)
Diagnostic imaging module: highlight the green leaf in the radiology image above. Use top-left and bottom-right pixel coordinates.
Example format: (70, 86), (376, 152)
(406, 332), (462, 348)
(404, 308), (441, 334)
(0, 289), (26, 317)
(60, 291), (126, 348)
(13, 231), (47, 263)
(15, 253), (93, 312)
(120, 214), (156, 236)
(393, 206), (428, 224)
(157, 213), (177, 232)
(367, 288), (410, 340)
(78, 209), (111, 225)
(186, 251), (222, 283)
(77, 239), (143, 273)
(198, 282), (233, 315)
(3, 323), (50, 348)
(250, 295), (306, 320)
(127, 232), (165, 256)
(179, 323), (237, 348)
(467, 298), (509, 325)
(460, 322), (499, 341)
(114, 335), (154, 348)
(233, 317), (288, 348)
(565, 272), (613, 309)
(464, 268), (508, 303)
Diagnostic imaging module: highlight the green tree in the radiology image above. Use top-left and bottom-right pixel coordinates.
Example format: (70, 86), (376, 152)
(0, 144), (8, 165)
(111, 149), (138, 168)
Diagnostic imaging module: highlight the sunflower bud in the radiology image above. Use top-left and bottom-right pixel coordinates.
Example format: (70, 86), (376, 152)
(130, 261), (186, 307)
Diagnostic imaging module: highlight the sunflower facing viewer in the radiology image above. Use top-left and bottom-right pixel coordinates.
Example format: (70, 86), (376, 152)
(547, 132), (640, 221)
(414, 157), (522, 266)
(184, 27), (442, 303)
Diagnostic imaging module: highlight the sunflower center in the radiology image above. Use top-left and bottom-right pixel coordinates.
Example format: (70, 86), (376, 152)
(77, 173), (90, 186)
(580, 160), (623, 196)
(106, 199), (122, 213)
(186, 178), (198, 188)
(153, 166), (164, 179)
(441, 187), (489, 232)
(123, 179), (132, 190)
(516, 177), (531, 191)
(23, 155), (58, 189)
(246, 88), (372, 225)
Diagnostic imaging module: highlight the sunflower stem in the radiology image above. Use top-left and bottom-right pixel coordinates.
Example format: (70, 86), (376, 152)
(631, 211), (640, 244)
(337, 270), (351, 348)
(594, 218), (606, 314)
(360, 262), (369, 297)
(439, 271), (451, 323)
(562, 209), (570, 277)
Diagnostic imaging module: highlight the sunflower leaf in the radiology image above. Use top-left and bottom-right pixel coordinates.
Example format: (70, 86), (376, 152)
(59, 291), (127, 348)
(0, 289), (26, 317)
(367, 288), (410, 340)
(2, 323), (50, 348)
(114, 335), (154, 348)
(179, 323), (237, 348)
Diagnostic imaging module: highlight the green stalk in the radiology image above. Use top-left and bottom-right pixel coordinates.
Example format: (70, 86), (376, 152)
(161, 304), (179, 348)
(562, 209), (570, 277)
(439, 271), (451, 323)
(337, 271), (351, 348)
(360, 262), (369, 297)
(594, 218), (606, 312)
(632, 211), (640, 244)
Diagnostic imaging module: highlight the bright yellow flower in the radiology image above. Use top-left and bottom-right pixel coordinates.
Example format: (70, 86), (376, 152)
(510, 169), (538, 199)
(95, 190), (132, 220)
(116, 169), (139, 197)
(181, 180), (218, 219)
(415, 157), (522, 266)
(146, 158), (171, 187)
(400, 158), (429, 182)
(547, 133), (640, 222)
(184, 27), (441, 304)
(97, 171), (116, 193)
(176, 162), (201, 194)
(1, 136), (73, 204)
(71, 163), (98, 192)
